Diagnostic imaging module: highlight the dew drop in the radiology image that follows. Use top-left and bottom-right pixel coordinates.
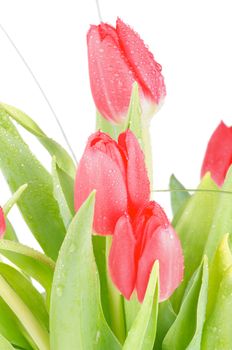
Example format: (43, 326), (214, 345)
(69, 243), (76, 253)
(56, 285), (63, 297)
(95, 330), (101, 343)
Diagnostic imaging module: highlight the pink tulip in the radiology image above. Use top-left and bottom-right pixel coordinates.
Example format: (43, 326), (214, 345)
(0, 208), (6, 238)
(201, 121), (232, 186)
(87, 18), (166, 123)
(109, 201), (184, 302)
(74, 129), (150, 235)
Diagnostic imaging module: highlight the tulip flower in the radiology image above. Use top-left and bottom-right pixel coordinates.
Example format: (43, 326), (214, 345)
(201, 121), (232, 186)
(0, 207), (6, 238)
(109, 201), (184, 302)
(87, 18), (166, 123)
(74, 129), (150, 235)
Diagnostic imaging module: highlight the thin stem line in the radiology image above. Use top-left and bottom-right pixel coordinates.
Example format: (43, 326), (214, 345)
(152, 188), (232, 195)
(0, 22), (78, 164)
(95, 0), (103, 22)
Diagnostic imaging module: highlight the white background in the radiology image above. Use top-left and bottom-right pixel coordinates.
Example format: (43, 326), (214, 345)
(0, 0), (232, 248)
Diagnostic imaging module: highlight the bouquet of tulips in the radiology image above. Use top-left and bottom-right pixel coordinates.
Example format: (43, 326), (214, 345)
(0, 18), (231, 350)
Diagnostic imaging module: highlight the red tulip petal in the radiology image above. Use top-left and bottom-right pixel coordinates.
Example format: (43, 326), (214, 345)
(74, 147), (127, 235)
(118, 130), (150, 216)
(0, 208), (6, 238)
(136, 225), (184, 302)
(88, 131), (127, 181)
(87, 25), (136, 123)
(201, 121), (232, 186)
(109, 214), (136, 299)
(116, 18), (166, 104)
(134, 202), (169, 264)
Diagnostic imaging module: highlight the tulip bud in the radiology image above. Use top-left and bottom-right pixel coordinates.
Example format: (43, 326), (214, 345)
(74, 130), (150, 235)
(87, 18), (166, 123)
(109, 201), (184, 302)
(0, 207), (6, 238)
(201, 121), (232, 186)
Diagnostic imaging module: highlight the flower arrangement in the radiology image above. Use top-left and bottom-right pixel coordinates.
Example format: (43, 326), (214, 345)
(0, 16), (231, 350)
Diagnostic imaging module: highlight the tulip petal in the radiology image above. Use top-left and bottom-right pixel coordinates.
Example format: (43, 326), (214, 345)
(74, 148), (127, 235)
(118, 130), (150, 215)
(137, 225), (184, 302)
(201, 121), (232, 186)
(0, 208), (6, 238)
(116, 18), (166, 104)
(109, 214), (136, 299)
(134, 202), (169, 262)
(87, 25), (136, 123)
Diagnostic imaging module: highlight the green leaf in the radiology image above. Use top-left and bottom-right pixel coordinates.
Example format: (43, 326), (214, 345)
(154, 301), (176, 350)
(0, 240), (54, 306)
(0, 263), (49, 332)
(123, 262), (159, 350)
(201, 235), (232, 349)
(169, 174), (190, 216)
(0, 273), (50, 350)
(2, 185), (28, 243)
(0, 109), (66, 260)
(201, 266), (232, 349)
(0, 299), (32, 350)
(3, 184), (28, 215)
(205, 167), (232, 260)
(127, 83), (152, 183)
(4, 219), (18, 242)
(96, 83), (142, 141)
(52, 157), (75, 229)
(127, 83), (143, 142)
(163, 257), (208, 350)
(50, 192), (121, 350)
(172, 174), (219, 310)
(123, 295), (141, 334)
(0, 334), (15, 349)
(92, 235), (112, 328)
(0, 103), (76, 177)
(206, 234), (232, 317)
(96, 111), (127, 140)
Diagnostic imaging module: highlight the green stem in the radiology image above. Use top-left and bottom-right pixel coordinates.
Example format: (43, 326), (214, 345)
(0, 275), (50, 350)
(153, 188), (232, 195)
(106, 236), (126, 344)
(142, 125), (153, 189)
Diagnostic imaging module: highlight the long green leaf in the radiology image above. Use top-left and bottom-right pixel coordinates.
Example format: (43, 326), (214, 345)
(0, 263), (49, 332)
(202, 265), (232, 349)
(3, 184), (28, 215)
(202, 235), (232, 349)
(92, 235), (112, 329)
(52, 157), (74, 229)
(0, 240), (54, 306)
(169, 174), (190, 216)
(0, 103), (76, 177)
(0, 299), (32, 350)
(50, 192), (121, 350)
(4, 219), (18, 242)
(172, 174), (219, 310)
(154, 301), (176, 350)
(206, 233), (232, 317)
(0, 274), (50, 350)
(163, 258), (208, 350)
(123, 296), (141, 334)
(126, 83), (142, 142)
(0, 334), (15, 349)
(96, 112), (127, 141)
(0, 108), (66, 260)
(123, 262), (159, 350)
(205, 166), (232, 260)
